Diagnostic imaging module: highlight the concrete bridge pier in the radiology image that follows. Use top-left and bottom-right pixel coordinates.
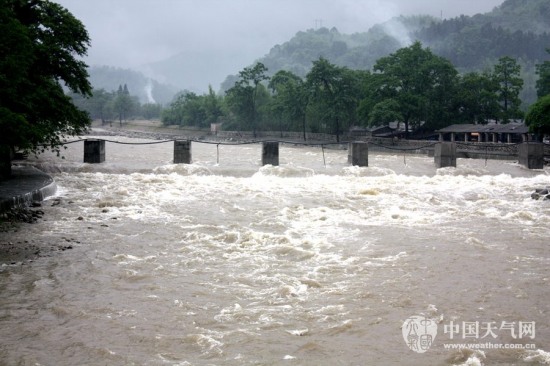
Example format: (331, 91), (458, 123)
(174, 140), (192, 164)
(84, 139), (105, 163)
(434, 142), (456, 168)
(350, 142), (368, 167)
(262, 141), (279, 166)
(518, 142), (544, 169)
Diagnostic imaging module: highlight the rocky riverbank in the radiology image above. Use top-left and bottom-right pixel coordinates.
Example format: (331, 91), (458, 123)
(0, 199), (75, 268)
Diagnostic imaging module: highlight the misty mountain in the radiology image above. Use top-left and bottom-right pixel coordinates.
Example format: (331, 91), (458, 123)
(482, 0), (550, 35)
(218, 15), (434, 89)
(413, 0), (550, 69)
(87, 66), (178, 105)
(216, 0), (549, 104)
(120, 0), (549, 107)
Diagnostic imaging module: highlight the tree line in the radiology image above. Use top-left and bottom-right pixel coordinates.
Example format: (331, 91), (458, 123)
(162, 42), (550, 141)
(237, 0), (550, 108)
(415, 16), (550, 69)
(69, 84), (162, 124)
(71, 42), (550, 139)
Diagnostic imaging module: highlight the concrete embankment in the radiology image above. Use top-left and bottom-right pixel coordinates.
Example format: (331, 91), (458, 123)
(0, 166), (57, 213)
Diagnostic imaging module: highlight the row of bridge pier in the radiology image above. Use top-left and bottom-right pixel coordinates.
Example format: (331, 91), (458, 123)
(83, 139), (546, 170)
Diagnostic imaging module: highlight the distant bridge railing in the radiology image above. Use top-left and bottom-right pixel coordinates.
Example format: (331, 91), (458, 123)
(365, 138), (437, 154)
(363, 138), (550, 160)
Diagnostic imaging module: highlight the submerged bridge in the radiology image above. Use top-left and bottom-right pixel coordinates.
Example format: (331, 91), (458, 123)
(79, 138), (548, 170)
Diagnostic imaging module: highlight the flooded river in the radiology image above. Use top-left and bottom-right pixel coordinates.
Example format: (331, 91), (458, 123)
(1, 136), (549, 365)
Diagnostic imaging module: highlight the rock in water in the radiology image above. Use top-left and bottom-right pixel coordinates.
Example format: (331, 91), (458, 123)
(531, 188), (550, 200)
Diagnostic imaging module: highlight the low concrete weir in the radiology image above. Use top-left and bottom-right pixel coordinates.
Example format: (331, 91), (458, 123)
(434, 142), (457, 168)
(4, 138), (539, 216)
(83, 139), (105, 163)
(518, 142), (544, 169)
(174, 140), (192, 164)
(262, 142), (279, 166)
(350, 142), (369, 167)
(73, 137), (548, 170)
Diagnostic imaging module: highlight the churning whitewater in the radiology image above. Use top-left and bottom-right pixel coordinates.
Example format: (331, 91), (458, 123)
(1, 137), (549, 365)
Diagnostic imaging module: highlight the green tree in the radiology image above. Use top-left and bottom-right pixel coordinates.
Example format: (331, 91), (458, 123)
(69, 87), (149, 124)
(268, 70), (309, 139)
(202, 85), (224, 126)
(182, 92), (207, 127)
(161, 91), (187, 125)
(356, 71), (379, 126)
(0, 0), (92, 178)
(140, 103), (162, 120)
(87, 89), (114, 122)
(306, 58), (360, 142)
(161, 87), (224, 128)
(68, 88), (112, 122)
(112, 84), (136, 126)
(525, 94), (550, 135)
(456, 72), (500, 124)
(225, 63), (270, 137)
(493, 56), (524, 123)
(422, 53), (460, 131)
(368, 99), (403, 126)
(370, 42), (459, 135)
(92, 89), (115, 123)
(163, 92), (203, 127)
(536, 49), (550, 97)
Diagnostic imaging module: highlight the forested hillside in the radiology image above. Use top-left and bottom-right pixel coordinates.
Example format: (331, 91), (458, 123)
(481, 0), (550, 35)
(256, 15), (435, 78)
(415, 15), (550, 70)
(221, 0), (550, 106)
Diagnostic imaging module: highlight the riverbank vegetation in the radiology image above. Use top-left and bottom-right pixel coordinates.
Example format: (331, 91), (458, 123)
(68, 84), (163, 124)
(74, 41), (549, 142)
(0, 0), (92, 178)
(72, 0), (550, 140)
(160, 43), (546, 141)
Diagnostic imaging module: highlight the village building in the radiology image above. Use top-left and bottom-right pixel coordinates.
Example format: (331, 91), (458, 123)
(436, 122), (532, 143)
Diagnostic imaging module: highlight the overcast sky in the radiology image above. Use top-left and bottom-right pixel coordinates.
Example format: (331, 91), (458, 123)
(56, 0), (504, 70)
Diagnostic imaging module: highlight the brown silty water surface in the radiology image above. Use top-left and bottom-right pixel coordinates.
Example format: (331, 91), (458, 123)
(0, 136), (549, 365)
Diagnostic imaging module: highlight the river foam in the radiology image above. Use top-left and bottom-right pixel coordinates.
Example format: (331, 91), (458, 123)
(1, 138), (549, 365)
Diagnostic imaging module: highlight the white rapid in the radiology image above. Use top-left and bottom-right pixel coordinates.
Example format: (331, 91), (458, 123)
(1, 137), (549, 365)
